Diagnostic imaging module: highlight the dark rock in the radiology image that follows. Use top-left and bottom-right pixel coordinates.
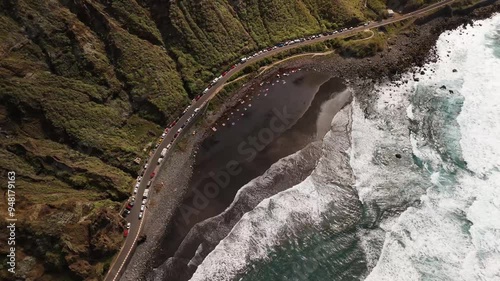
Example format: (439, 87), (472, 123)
(449, 90), (454, 94)
(440, 85), (447, 89)
(395, 153), (402, 159)
(453, 69), (458, 72)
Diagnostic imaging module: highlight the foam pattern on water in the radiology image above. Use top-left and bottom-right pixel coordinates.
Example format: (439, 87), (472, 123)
(364, 14), (500, 281)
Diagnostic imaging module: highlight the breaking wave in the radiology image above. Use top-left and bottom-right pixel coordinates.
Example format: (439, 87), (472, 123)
(363, 14), (500, 281)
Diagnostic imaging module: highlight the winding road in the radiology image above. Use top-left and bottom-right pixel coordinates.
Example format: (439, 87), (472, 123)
(104, 1), (457, 280)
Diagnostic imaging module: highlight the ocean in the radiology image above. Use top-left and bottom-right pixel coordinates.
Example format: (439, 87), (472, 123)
(188, 13), (500, 281)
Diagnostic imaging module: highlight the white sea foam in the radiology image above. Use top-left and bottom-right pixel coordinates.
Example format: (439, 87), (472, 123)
(364, 14), (500, 281)
(190, 105), (355, 281)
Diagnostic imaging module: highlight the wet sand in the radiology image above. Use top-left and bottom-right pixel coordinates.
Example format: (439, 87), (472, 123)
(152, 69), (352, 279)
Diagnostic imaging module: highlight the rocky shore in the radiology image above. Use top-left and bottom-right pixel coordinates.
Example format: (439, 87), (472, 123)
(120, 2), (500, 280)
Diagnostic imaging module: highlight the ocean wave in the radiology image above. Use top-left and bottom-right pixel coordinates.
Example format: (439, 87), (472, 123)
(151, 139), (323, 280)
(363, 14), (500, 281)
(190, 105), (359, 281)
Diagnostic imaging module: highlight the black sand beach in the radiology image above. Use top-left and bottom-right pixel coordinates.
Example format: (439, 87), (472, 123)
(152, 70), (352, 276)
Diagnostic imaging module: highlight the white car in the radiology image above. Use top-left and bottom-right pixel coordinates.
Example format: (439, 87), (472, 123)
(194, 107), (200, 113)
(161, 132), (167, 139)
(166, 143), (171, 150)
(126, 222), (131, 229)
(142, 198), (147, 205)
(177, 128), (182, 133)
(136, 176), (142, 182)
(141, 205), (145, 211)
(138, 212), (143, 219)
(135, 182), (140, 188)
(133, 187), (138, 194)
(144, 163), (148, 169)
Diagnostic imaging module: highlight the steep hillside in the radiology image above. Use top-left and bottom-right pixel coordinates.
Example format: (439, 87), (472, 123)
(0, 0), (433, 279)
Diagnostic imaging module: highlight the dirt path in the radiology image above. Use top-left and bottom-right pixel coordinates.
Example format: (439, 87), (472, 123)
(257, 50), (335, 75)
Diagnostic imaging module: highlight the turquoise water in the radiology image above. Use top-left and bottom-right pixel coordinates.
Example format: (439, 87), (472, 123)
(236, 220), (366, 281)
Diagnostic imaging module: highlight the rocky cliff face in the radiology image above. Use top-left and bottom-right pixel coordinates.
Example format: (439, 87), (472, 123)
(0, 0), (429, 279)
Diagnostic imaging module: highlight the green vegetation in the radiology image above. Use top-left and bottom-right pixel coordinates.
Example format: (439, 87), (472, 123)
(0, 0), (441, 279)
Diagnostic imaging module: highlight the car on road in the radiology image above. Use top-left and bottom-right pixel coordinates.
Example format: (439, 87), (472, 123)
(141, 205), (145, 211)
(138, 212), (143, 219)
(174, 132), (179, 138)
(161, 132), (167, 139)
(147, 180), (152, 187)
(122, 209), (130, 216)
(157, 157), (163, 165)
(133, 187), (138, 194)
(142, 199), (147, 205)
(126, 222), (131, 229)
(144, 163), (148, 170)
(136, 176), (142, 182)
(177, 127), (182, 133)
(123, 229), (129, 237)
(150, 172), (155, 178)
(167, 143), (172, 150)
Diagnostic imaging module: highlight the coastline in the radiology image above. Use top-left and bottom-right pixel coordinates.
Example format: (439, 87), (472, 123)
(120, 2), (500, 281)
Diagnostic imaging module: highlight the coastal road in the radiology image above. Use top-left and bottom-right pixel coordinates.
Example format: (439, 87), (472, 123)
(104, 0), (457, 280)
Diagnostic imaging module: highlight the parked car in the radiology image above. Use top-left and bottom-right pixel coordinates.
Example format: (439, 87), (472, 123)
(126, 222), (131, 229)
(142, 199), (147, 205)
(133, 187), (138, 194)
(147, 180), (152, 187)
(138, 212), (143, 219)
(123, 229), (129, 237)
(141, 205), (145, 211)
(144, 163), (148, 170)
(150, 172), (155, 178)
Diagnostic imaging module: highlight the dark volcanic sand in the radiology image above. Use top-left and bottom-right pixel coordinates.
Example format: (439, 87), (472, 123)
(151, 70), (352, 278)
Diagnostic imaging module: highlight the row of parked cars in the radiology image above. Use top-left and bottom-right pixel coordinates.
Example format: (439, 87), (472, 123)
(123, 103), (205, 220)
(237, 22), (370, 65)
(197, 23), (372, 102)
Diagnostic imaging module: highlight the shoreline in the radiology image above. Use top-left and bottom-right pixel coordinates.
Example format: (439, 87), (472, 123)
(120, 2), (500, 280)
